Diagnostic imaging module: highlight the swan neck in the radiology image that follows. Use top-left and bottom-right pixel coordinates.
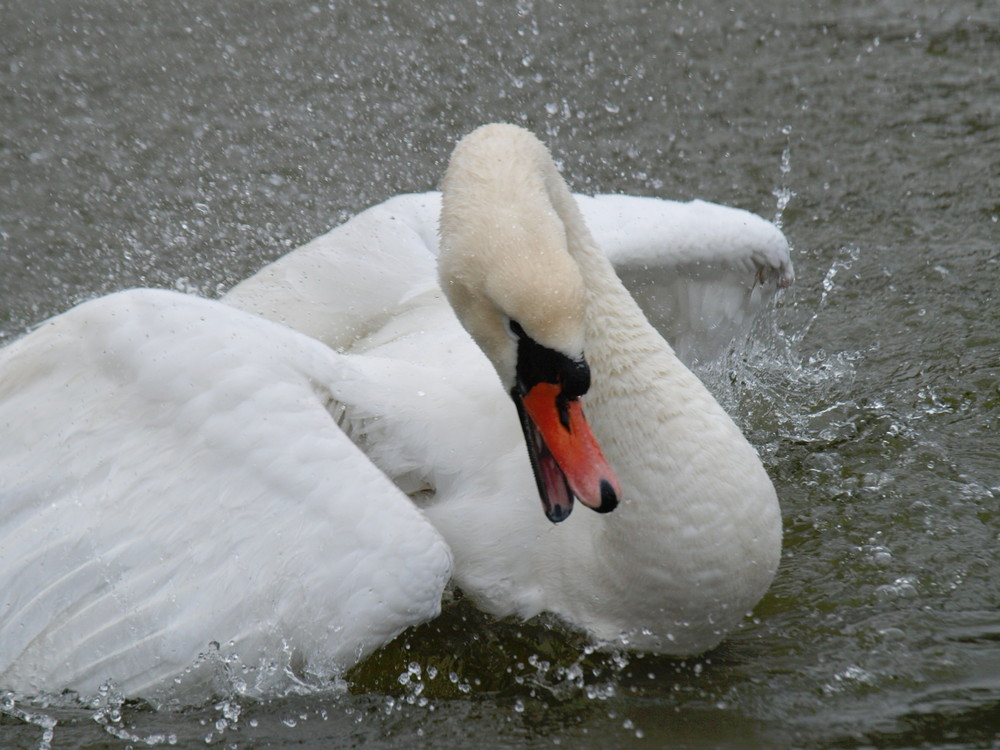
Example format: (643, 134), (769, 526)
(534, 157), (655, 345)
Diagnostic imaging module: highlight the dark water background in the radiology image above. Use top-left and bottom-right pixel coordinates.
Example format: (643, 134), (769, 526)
(2, 0), (998, 747)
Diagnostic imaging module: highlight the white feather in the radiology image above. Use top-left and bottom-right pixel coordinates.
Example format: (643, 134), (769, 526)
(0, 289), (451, 698)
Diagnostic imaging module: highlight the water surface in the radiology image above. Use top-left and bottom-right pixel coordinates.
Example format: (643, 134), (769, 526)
(2, 0), (998, 747)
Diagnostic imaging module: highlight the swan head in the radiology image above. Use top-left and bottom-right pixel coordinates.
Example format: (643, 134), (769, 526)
(438, 124), (621, 523)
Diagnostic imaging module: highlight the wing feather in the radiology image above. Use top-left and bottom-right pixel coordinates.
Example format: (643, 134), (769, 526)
(0, 289), (451, 699)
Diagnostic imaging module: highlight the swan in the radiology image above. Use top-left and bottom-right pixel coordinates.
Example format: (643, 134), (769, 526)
(0, 123), (790, 700)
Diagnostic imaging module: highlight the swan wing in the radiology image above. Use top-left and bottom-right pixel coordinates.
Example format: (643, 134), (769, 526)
(579, 194), (794, 365)
(0, 289), (451, 698)
(223, 193), (442, 352)
(224, 191), (791, 367)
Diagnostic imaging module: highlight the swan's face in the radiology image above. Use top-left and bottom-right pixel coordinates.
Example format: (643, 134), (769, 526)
(439, 204), (621, 523)
(506, 318), (621, 523)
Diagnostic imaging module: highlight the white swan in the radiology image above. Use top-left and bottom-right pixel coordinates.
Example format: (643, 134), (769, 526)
(0, 123), (790, 700)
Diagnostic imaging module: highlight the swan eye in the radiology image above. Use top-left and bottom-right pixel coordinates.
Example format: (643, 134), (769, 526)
(507, 318), (525, 342)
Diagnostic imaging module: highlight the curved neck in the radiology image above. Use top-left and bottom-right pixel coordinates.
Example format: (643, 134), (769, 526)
(533, 149), (668, 368)
(534, 149), (691, 454)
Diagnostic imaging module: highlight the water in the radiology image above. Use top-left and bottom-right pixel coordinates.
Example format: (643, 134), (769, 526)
(2, 0), (998, 747)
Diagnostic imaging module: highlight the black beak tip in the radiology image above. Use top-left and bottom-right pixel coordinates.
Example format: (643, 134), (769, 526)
(545, 500), (573, 524)
(595, 479), (619, 514)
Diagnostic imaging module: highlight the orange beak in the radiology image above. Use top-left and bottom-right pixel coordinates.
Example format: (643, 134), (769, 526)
(516, 382), (621, 523)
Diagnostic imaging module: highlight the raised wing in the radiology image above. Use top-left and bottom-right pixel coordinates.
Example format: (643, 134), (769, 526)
(580, 194), (794, 365)
(0, 289), (451, 700)
(224, 192), (792, 365)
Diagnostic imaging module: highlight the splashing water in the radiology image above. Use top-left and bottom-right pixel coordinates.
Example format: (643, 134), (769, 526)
(772, 125), (796, 231)
(1, 693), (57, 750)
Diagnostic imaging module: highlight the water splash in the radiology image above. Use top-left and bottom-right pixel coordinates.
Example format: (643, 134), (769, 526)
(791, 244), (862, 346)
(396, 661), (433, 707)
(772, 125), (796, 230)
(88, 680), (178, 746)
(1, 691), (58, 749)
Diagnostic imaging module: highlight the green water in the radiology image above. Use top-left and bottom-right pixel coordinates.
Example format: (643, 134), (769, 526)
(2, 0), (998, 747)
